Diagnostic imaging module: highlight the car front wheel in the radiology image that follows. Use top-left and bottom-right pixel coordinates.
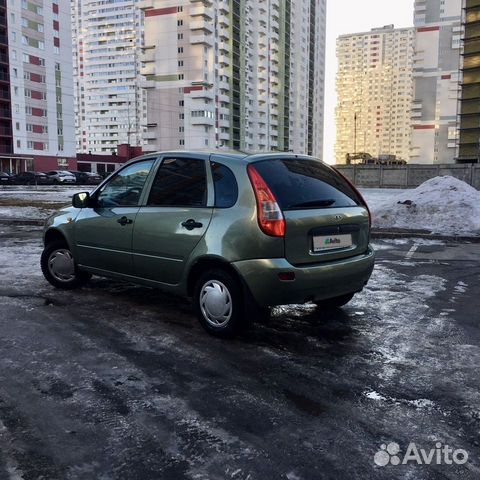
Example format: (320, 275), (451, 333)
(193, 269), (249, 338)
(41, 240), (91, 290)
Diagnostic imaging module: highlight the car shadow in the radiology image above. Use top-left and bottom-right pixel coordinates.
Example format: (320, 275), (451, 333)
(80, 277), (359, 356)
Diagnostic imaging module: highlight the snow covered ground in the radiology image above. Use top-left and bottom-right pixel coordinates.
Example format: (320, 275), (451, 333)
(367, 176), (480, 236)
(359, 188), (406, 212)
(0, 185), (89, 220)
(0, 185), (85, 203)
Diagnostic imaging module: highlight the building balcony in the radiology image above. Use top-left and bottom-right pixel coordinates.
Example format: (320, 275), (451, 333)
(190, 20), (214, 32)
(191, 116), (215, 127)
(219, 131), (230, 141)
(190, 34), (213, 46)
(190, 89), (214, 101)
(218, 13), (229, 27)
(218, 92), (229, 103)
(218, 118), (229, 128)
(140, 49), (156, 63)
(218, 0), (229, 13)
(190, 5), (213, 18)
(190, 0), (213, 5)
(218, 54), (229, 66)
(218, 79), (230, 91)
(139, 0), (155, 9)
(140, 64), (156, 76)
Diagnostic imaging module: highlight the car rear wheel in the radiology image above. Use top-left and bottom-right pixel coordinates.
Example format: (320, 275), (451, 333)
(41, 240), (91, 290)
(315, 293), (355, 310)
(193, 269), (248, 338)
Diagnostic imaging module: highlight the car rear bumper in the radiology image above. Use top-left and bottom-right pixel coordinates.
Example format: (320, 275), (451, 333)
(232, 247), (375, 307)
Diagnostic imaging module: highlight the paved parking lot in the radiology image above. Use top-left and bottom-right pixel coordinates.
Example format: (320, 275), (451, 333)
(0, 224), (479, 479)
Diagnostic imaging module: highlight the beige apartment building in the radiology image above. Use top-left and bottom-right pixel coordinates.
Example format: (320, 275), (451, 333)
(139, 0), (326, 157)
(410, 0), (462, 164)
(335, 25), (414, 164)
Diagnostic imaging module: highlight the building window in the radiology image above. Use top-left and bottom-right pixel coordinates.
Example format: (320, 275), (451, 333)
(177, 6), (183, 12)
(177, 19), (183, 26)
(178, 60), (183, 67)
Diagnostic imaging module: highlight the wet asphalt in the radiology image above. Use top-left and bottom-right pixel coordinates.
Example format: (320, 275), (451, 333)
(0, 224), (479, 480)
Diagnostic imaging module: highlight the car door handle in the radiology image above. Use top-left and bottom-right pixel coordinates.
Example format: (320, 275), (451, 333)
(117, 216), (133, 226)
(181, 219), (203, 230)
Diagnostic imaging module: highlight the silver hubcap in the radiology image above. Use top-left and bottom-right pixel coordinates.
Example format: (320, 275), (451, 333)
(200, 280), (232, 327)
(48, 249), (75, 282)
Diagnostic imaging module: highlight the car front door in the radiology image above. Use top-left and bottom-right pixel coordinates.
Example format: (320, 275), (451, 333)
(132, 155), (213, 285)
(74, 158), (156, 276)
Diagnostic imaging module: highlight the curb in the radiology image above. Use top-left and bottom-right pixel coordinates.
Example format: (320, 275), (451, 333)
(371, 229), (480, 243)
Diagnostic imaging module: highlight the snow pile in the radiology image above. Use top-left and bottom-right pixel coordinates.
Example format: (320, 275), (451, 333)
(371, 176), (480, 236)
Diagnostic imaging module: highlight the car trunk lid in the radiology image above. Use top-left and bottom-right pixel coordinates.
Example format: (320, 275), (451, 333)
(250, 157), (370, 265)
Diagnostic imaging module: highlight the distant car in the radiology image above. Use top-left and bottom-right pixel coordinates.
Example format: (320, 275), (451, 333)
(69, 171), (103, 185)
(14, 171), (51, 185)
(0, 171), (13, 184)
(45, 170), (77, 184)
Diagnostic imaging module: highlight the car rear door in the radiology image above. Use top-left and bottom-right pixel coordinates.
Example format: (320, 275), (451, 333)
(74, 158), (156, 275)
(132, 154), (213, 285)
(251, 157), (370, 266)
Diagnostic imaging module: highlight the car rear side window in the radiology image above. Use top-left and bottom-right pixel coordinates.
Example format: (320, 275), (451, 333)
(211, 162), (238, 208)
(252, 159), (362, 210)
(148, 157), (207, 207)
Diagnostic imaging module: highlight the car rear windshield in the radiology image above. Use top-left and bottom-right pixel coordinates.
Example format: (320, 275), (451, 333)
(253, 159), (362, 210)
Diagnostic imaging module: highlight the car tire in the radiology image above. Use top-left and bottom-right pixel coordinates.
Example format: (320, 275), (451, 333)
(193, 268), (249, 338)
(315, 293), (355, 310)
(41, 240), (91, 290)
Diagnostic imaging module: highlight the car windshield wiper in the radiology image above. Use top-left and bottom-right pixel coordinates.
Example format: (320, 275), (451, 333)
(287, 199), (336, 209)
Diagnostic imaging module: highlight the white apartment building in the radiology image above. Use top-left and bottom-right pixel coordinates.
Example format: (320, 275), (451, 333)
(140, 0), (326, 157)
(335, 25), (414, 165)
(73, 0), (145, 154)
(2, 0), (75, 170)
(410, 0), (462, 164)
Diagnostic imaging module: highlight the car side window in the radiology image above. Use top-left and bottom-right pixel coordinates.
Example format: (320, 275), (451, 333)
(147, 157), (207, 207)
(96, 159), (155, 208)
(211, 162), (238, 208)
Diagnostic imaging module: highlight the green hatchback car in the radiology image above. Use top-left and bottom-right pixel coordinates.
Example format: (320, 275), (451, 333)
(41, 151), (375, 337)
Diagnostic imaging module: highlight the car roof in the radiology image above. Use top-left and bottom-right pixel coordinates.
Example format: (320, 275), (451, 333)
(129, 150), (316, 166)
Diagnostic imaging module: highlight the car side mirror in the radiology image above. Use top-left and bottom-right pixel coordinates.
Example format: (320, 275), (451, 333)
(72, 192), (91, 208)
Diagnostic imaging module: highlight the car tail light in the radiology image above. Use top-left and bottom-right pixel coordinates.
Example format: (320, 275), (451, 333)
(333, 167), (372, 229)
(247, 164), (285, 237)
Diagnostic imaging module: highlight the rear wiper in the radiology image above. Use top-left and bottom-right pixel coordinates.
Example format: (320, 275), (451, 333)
(288, 199), (336, 209)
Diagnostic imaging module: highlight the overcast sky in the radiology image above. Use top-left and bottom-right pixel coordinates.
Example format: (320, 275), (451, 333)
(322, 0), (414, 164)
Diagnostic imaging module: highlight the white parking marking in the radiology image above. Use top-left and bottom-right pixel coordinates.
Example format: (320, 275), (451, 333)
(405, 245), (419, 259)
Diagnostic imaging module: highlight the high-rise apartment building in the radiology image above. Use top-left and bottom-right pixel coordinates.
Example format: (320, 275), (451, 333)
(410, 0), (462, 164)
(458, 0), (480, 163)
(140, 0), (326, 157)
(72, 0), (145, 154)
(335, 25), (414, 165)
(0, 0), (75, 173)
